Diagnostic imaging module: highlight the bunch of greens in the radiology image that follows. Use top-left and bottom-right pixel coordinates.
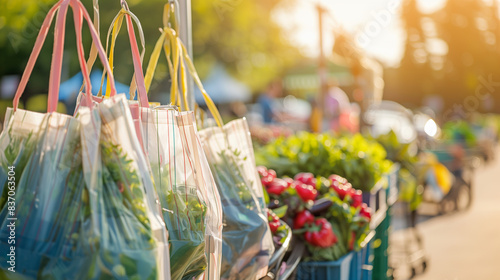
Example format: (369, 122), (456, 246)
(150, 162), (207, 280)
(256, 132), (392, 192)
(86, 135), (158, 280)
(209, 148), (270, 280)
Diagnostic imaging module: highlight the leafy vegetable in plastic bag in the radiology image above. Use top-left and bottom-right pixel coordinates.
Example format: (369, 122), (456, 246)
(201, 126), (273, 280)
(142, 109), (209, 280)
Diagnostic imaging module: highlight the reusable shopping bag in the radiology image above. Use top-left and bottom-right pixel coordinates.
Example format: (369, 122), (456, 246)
(140, 4), (223, 280)
(144, 5), (274, 278)
(200, 121), (274, 280)
(0, 0), (169, 278)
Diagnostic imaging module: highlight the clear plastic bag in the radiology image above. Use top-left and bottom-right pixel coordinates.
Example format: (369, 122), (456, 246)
(0, 111), (85, 279)
(140, 108), (222, 280)
(84, 95), (169, 280)
(200, 119), (274, 280)
(0, 0), (169, 277)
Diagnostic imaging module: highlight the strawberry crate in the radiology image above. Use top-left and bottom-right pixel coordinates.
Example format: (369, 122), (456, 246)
(296, 252), (354, 280)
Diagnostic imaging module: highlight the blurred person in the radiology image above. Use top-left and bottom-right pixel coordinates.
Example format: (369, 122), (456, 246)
(257, 80), (284, 124)
(323, 79), (351, 132)
(229, 101), (247, 118)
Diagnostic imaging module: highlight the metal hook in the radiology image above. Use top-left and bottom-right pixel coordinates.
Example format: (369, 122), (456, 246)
(164, 0), (180, 31)
(120, 0), (130, 11)
(154, 104), (179, 111)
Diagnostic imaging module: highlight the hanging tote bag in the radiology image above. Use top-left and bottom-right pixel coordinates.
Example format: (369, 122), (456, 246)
(144, 6), (274, 279)
(139, 4), (223, 280)
(0, 1), (169, 279)
(73, 1), (171, 278)
(0, 0), (106, 278)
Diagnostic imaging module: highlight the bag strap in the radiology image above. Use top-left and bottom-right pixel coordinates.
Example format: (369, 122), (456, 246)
(144, 3), (223, 127)
(79, 0), (100, 95)
(13, 0), (117, 112)
(13, 1), (61, 111)
(99, 0), (149, 107)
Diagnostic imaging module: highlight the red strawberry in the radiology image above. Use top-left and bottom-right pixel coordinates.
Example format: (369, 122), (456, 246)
(360, 203), (372, 220)
(257, 166), (268, 178)
(268, 169), (277, 180)
(329, 174), (348, 187)
(293, 210), (315, 229)
(350, 188), (363, 208)
(283, 177), (295, 188)
(267, 178), (288, 196)
(295, 182), (318, 202)
(295, 172), (316, 186)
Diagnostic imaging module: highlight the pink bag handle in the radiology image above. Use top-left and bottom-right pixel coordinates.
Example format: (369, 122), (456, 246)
(12, 0), (117, 112)
(124, 5), (149, 108)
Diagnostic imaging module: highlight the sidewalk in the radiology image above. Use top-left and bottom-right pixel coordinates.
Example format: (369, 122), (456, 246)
(390, 147), (500, 280)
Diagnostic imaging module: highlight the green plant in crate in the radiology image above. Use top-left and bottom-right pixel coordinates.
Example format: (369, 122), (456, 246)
(259, 167), (371, 262)
(442, 120), (477, 147)
(256, 132), (392, 192)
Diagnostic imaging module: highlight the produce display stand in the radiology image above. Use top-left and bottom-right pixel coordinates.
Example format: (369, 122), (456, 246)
(361, 231), (376, 280)
(372, 164), (400, 280)
(352, 230), (376, 280)
(296, 252), (354, 280)
(278, 240), (306, 280)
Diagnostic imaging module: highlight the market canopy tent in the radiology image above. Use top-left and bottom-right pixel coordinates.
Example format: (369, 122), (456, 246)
(195, 64), (251, 105)
(58, 69), (131, 101)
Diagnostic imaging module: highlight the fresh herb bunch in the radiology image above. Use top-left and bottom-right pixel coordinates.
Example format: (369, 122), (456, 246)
(100, 140), (151, 231)
(256, 133), (393, 192)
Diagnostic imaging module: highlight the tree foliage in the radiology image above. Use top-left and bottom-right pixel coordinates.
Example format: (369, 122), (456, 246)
(0, 0), (301, 102)
(387, 0), (500, 115)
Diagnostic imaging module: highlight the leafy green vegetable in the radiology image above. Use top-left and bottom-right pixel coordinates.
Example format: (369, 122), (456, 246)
(0, 111), (159, 279)
(256, 132), (393, 191)
(209, 147), (270, 280)
(149, 162), (207, 280)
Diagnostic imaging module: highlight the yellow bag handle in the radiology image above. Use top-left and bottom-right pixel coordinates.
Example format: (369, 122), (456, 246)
(99, 1), (146, 102)
(144, 2), (223, 127)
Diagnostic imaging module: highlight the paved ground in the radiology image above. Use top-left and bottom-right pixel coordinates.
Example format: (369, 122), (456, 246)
(390, 146), (500, 280)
